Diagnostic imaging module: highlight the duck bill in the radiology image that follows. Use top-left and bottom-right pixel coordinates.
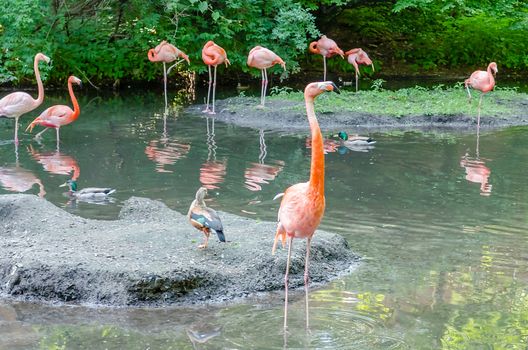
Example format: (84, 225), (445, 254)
(59, 182), (68, 188)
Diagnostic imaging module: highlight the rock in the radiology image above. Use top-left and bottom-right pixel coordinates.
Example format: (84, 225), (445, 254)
(0, 195), (359, 306)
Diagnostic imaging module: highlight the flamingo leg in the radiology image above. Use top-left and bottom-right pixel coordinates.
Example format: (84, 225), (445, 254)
(465, 83), (472, 103)
(210, 65), (217, 114)
(260, 69), (265, 106)
(283, 236), (293, 329)
(263, 68), (268, 107)
(56, 128), (60, 150)
(355, 72), (359, 92)
(305, 282), (310, 331)
(304, 236), (312, 285)
(35, 127), (50, 139)
(14, 116), (19, 145)
(323, 56), (327, 81)
(163, 62), (168, 109)
(203, 65), (212, 113)
(477, 94), (483, 128)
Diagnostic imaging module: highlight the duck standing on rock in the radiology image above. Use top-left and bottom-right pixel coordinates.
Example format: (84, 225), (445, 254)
(188, 187), (226, 249)
(60, 179), (115, 201)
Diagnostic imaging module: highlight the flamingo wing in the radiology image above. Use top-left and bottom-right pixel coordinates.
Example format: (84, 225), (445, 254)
(36, 105), (74, 127)
(0, 92), (34, 117)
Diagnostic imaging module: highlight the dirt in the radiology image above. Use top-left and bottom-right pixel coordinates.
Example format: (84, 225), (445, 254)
(185, 96), (528, 132)
(0, 195), (359, 307)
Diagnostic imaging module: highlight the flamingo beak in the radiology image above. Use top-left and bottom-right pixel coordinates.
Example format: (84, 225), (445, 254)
(330, 82), (341, 94)
(371, 63), (375, 72)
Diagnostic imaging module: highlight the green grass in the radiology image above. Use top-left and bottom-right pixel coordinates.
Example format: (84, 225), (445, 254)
(267, 84), (528, 118)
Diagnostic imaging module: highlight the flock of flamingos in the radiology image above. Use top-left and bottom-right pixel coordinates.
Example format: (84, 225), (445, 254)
(0, 34), (498, 328)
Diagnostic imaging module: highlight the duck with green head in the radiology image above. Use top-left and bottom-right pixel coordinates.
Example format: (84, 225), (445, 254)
(335, 131), (376, 147)
(60, 179), (115, 200)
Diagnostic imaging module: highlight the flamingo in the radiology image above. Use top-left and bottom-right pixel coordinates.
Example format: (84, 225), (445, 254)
(25, 76), (82, 149)
(464, 62), (498, 128)
(345, 48), (374, 92)
(202, 41), (230, 114)
(0, 53), (50, 145)
(247, 46), (286, 106)
(272, 81), (340, 329)
(308, 35), (344, 81)
(148, 40), (190, 108)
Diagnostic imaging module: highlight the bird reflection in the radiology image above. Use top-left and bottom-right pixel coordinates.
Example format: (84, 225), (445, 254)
(186, 323), (222, 349)
(200, 117), (227, 189)
(283, 284), (311, 349)
(305, 136), (339, 154)
(0, 166), (45, 197)
(145, 114), (191, 173)
(27, 144), (80, 180)
(460, 123), (492, 196)
(244, 129), (285, 191)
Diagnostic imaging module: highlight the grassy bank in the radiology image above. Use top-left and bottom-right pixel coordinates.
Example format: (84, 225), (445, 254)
(267, 85), (528, 118)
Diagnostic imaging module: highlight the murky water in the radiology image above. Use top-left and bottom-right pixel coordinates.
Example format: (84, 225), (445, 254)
(1, 89), (528, 349)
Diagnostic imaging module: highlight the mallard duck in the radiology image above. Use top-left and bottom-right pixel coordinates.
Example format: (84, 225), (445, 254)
(60, 179), (115, 200)
(336, 131), (376, 146)
(188, 187), (226, 249)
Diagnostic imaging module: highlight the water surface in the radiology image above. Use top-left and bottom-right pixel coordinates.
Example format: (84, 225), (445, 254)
(1, 90), (527, 349)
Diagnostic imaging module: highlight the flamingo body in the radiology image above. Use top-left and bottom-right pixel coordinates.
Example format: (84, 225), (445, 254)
(309, 36), (344, 81)
(0, 53), (50, 144)
(247, 46), (286, 106)
(202, 41), (230, 114)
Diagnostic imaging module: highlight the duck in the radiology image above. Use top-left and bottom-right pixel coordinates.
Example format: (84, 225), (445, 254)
(335, 131), (376, 146)
(60, 179), (116, 200)
(187, 187), (226, 249)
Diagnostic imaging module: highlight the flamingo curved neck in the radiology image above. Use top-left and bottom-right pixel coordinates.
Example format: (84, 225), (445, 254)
(34, 56), (45, 106)
(486, 65), (496, 90)
(305, 97), (324, 195)
(147, 49), (157, 62)
(68, 80), (80, 121)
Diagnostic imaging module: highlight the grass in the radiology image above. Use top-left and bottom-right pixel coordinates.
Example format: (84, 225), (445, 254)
(266, 84), (528, 118)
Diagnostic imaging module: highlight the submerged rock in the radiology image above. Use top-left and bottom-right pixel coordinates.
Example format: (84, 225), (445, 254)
(0, 195), (359, 306)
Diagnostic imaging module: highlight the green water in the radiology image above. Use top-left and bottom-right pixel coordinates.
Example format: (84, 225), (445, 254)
(1, 90), (528, 349)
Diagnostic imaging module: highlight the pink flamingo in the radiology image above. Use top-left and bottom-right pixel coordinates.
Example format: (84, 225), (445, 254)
(345, 48), (374, 92)
(202, 41), (230, 114)
(309, 35), (344, 81)
(148, 41), (190, 108)
(272, 81), (340, 329)
(25, 76), (82, 149)
(0, 53), (50, 145)
(464, 62), (498, 127)
(247, 46), (286, 106)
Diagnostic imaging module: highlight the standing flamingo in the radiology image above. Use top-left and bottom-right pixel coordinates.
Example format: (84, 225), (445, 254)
(148, 40), (190, 108)
(25, 76), (82, 149)
(309, 35), (344, 81)
(0, 53), (50, 145)
(464, 62), (498, 128)
(272, 81), (340, 329)
(345, 48), (374, 92)
(247, 46), (286, 106)
(202, 41), (230, 114)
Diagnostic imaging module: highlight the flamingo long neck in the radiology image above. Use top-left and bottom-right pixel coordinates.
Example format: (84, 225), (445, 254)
(306, 96), (324, 196)
(486, 65), (496, 90)
(34, 56), (45, 106)
(68, 80), (80, 122)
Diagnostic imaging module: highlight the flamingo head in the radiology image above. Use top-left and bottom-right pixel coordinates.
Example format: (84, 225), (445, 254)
(60, 179), (77, 192)
(489, 62), (498, 75)
(68, 76), (82, 86)
(36, 53), (51, 64)
(305, 81), (340, 99)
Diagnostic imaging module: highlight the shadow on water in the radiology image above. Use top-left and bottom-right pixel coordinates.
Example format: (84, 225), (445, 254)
(1, 89), (528, 348)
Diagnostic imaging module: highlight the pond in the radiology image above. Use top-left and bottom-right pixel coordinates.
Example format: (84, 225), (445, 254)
(1, 88), (527, 349)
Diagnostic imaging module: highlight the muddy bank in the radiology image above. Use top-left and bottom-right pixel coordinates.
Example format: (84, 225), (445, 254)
(0, 195), (358, 306)
(185, 96), (528, 132)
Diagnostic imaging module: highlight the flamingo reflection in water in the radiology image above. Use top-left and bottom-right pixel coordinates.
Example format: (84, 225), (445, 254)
(460, 124), (492, 196)
(27, 144), (80, 180)
(144, 113), (191, 173)
(200, 116), (226, 190)
(0, 166), (45, 197)
(305, 136), (340, 154)
(244, 129), (285, 192)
